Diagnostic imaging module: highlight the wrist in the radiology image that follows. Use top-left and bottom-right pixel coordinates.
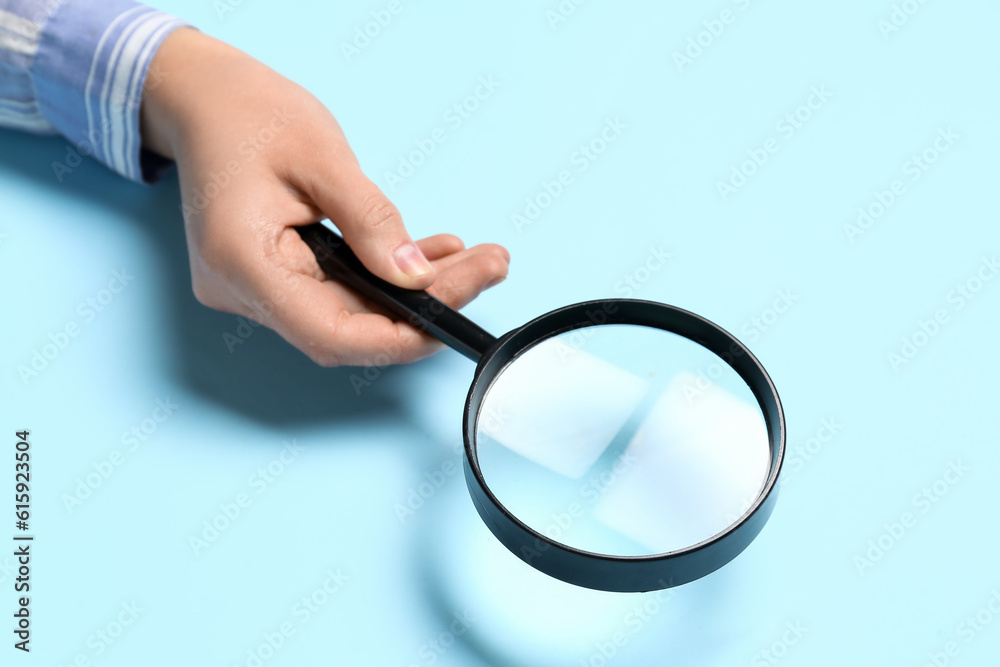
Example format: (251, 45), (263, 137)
(140, 28), (257, 161)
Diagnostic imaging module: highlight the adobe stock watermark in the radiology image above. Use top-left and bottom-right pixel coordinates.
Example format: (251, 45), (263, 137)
(406, 609), (477, 667)
(750, 621), (808, 667)
(188, 440), (304, 556)
(348, 341), (407, 395)
(612, 245), (672, 298)
(714, 412), (827, 532)
(20, 0), (64, 26)
(223, 297), (285, 353)
(232, 567), (349, 667)
(673, 0), (758, 72)
(17, 269), (135, 386)
(579, 585), (676, 667)
(844, 127), (959, 243)
(393, 441), (464, 523)
(545, 0), (590, 31)
(887, 255), (997, 370)
(394, 416), (509, 522)
(682, 288), (799, 404)
(853, 460), (970, 575)
(919, 588), (1000, 667)
(62, 398), (180, 513)
(179, 108), (292, 219)
(383, 76), (501, 192)
(55, 601), (144, 666)
(740, 288), (798, 343)
(512, 116), (627, 233)
(214, 0), (249, 20)
(520, 449), (639, 567)
(877, 0), (932, 41)
(340, 0), (415, 62)
(779, 417), (844, 486)
(530, 301), (624, 362)
(716, 85), (833, 202)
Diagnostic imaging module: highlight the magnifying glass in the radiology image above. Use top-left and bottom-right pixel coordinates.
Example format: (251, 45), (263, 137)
(298, 222), (784, 593)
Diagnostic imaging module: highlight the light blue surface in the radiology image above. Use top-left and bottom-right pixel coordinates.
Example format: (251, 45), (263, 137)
(2, 1), (999, 665)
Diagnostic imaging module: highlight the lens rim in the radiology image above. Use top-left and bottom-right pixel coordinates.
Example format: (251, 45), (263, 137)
(462, 299), (785, 593)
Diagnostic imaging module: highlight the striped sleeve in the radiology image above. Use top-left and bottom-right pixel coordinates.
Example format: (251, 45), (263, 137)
(0, 0), (189, 183)
(0, 2), (53, 132)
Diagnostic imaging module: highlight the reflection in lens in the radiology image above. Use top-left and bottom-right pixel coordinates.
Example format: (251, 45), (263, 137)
(476, 324), (770, 557)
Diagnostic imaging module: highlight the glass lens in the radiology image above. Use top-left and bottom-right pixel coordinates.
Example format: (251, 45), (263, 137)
(475, 323), (770, 557)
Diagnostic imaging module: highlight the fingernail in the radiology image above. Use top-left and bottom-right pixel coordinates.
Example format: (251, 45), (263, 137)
(486, 276), (507, 289)
(393, 242), (433, 278)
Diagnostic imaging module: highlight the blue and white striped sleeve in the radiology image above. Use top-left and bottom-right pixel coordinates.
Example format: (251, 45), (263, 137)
(0, 0), (189, 183)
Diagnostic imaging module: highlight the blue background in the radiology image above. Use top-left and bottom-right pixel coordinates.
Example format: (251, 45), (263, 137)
(2, 1), (999, 665)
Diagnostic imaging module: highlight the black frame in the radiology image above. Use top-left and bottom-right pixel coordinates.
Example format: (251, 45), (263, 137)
(462, 300), (785, 592)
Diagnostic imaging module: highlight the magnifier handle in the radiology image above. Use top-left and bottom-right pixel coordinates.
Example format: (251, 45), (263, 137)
(297, 223), (496, 362)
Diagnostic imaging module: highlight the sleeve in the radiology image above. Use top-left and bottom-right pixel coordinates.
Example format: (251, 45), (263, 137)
(0, 0), (190, 183)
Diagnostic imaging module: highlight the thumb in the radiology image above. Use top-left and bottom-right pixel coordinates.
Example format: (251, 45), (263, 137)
(304, 163), (435, 289)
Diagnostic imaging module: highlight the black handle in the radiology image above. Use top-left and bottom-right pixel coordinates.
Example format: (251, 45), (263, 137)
(297, 223), (497, 362)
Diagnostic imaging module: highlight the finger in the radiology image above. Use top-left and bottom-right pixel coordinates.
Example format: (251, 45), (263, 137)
(424, 242), (509, 275)
(334, 250), (509, 362)
(317, 242), (510, 315)
(297, 161), (436, 289)
(416, 233), (464, 261)
(260, 229), (507, 365)
(425, 249), (510, 310)
(244, 267), (437, 367)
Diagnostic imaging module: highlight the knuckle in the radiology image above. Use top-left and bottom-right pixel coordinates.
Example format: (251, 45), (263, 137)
(359, 194), (401, 232)
(480, 252), (510, 279)
(427, 277), (460, 306)
(474, 243), (511, 264)
(305, 312), (348, 367)
(439, 234), (465, 252)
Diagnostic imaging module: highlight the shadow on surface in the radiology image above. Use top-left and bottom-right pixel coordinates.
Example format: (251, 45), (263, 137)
(407, 464), (738, 667)
(0, 128), (418, 426)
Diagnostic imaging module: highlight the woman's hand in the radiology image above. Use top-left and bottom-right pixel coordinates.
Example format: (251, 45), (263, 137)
(140, 28), (509, 366)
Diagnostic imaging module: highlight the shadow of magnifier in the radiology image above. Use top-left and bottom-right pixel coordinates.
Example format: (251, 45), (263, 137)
(299, 222), (785, 593)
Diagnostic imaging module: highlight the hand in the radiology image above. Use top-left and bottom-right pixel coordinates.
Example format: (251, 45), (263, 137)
(140, 28), (509, 366)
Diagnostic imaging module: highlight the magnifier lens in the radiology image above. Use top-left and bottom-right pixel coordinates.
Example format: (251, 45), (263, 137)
(476, 324), (770, 558)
